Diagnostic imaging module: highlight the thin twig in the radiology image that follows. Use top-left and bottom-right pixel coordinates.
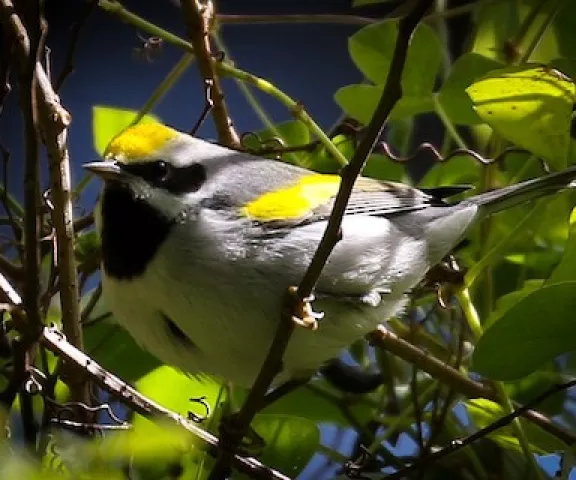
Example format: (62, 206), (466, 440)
(40, 325), (290, 480)
(179, 0), (239, 146)
(209, 1), (434, 478)
(80, 283), (101, 323)
(97, 0), (348, 166)
(4, 0), (44, 337)
(297, 0), (434, 299)
(2, 0), (89, 408)
(369, 325), (576, 446)
(385, 379), (576, 479)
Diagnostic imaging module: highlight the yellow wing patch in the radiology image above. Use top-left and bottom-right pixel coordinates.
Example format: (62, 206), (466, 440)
(104, 123), (179, 162)
(242, 174), (341, 222)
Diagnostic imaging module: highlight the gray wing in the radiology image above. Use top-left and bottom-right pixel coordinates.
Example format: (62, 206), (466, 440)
(255, 178), (470, 230)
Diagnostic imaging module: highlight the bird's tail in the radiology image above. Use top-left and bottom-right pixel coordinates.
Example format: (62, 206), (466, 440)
(468, 164), (576, 217)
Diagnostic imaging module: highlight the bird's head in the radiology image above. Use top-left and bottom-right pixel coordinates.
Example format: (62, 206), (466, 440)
(84, 122), (239, 220)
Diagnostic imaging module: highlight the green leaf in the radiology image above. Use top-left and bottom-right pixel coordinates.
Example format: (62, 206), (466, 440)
(335, 84), (434, 124)
(362, 153), (406, 182)
(546, 207), (576, 284)
(418, 154), (481, 188)
(348, 20), (441, 93)
(555, 1), (576, 64)
(309, 133), (353, 173)
(242, 120), (310, 165)
(135, 366), (225, 418)
(472, 281), (576, 380)
(505, 369), (567, 416)
(466, 398), (567, 454)
(124, 367), (226, 473)
(92, 106), (160, 156)
(249, 415), (319, 477)
(75, 230), (101, 275)
(465, 65), (576, 169)
(471, 0), (519, 61)
(438, 53), (504, 125)
(484, 279), (543, 330)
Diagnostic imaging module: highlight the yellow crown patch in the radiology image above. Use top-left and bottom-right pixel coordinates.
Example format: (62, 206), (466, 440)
(104, 123), (179, 161)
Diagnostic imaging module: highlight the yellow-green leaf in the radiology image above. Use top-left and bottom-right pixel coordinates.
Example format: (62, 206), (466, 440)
(466, 65), (576, 169)
(466, 398), (566, 454)
(92, 105), (161, 156)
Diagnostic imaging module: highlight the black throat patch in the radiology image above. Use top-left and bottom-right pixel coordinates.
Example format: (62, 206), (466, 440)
(100, 183), (174, 279)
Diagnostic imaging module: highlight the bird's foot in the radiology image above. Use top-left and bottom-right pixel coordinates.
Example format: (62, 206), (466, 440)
(288, 286), (324, 331)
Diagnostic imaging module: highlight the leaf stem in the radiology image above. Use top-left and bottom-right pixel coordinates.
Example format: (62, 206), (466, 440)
(98, 0), (348, 166)
(212, 33), (303, 165)
(133, 53), (195, 126)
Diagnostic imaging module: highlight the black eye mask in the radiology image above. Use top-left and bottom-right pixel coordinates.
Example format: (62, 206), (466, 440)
(120, 161), (207, 194)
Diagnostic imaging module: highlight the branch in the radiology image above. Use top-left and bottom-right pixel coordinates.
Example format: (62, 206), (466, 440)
(385, 379), (576, 479)
(39, 325), (289, 480)
(209, 0), (434, 477)
(97, 0), (348, 166)
(2, 0), (88, 406)
(297, 0), (434, 299)
(370, 325), (576, 446)
(2, 0), (44, 337)
(0, 264), (287, 479)
(179, 0), (239, 147)
(0, 269), (21, 305)
(208, 289), (303, 479)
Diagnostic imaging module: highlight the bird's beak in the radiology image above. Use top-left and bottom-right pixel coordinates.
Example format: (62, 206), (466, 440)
(83, 161), (130, 182)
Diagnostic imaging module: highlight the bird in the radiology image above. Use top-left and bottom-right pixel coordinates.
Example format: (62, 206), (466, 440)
(84, 122), (576, 389)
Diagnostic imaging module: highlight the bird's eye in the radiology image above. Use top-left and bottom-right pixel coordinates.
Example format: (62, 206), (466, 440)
(151, 160), (170, 182)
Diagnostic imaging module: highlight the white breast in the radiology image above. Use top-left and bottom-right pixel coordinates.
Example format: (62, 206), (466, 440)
(101, 212), (430, 386)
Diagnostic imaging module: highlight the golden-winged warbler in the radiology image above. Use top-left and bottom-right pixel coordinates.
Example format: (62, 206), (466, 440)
(84, 122), (576, 387)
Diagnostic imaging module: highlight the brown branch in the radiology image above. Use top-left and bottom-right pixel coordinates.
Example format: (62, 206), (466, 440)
(0, 257), (287, 479)
(40, 326), (290, 480)
(370, 325), (576, 446)
(3, 0), (44, 337)
(297, 0), (434, 300)
(209, 1), (434, 478)
(180, 0), (239, 147)
(2, 0), (88, 406)
(208, 289), (301, 480)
